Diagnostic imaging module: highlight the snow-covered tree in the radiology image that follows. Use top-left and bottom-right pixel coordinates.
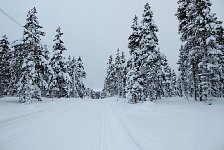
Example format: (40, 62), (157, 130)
(120, 51), (127, 98)
(103, 55), (117, 97)
(171, 70), (178, 96)
(0, 35), (12, 97)
(139, 2), (162, 101)
(176, 0), (224, 102)
(126, 15), (144, 103)
(67, 56), (77, 98)
(17, 7), (47, 103)
(10, 39), (25, 96)
(114, 49), (122, 96)
(49, 27), (68, 98)
(162, 59), (172, 97)
(177, 45), (189, 98)
(74, 56), (86, 98)
(126, 3), (172, 103)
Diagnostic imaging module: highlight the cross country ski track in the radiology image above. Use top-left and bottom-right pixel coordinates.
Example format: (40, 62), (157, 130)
(0, 99), (142, 150)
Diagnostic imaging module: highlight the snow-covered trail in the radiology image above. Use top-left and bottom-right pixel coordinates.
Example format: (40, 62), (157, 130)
(0, 99), (141, 150)
(1, 97), (224, 150)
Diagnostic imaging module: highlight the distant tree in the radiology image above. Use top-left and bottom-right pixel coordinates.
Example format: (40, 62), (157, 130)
(171, 70), (178, 96)
(162, 59), (172, 97)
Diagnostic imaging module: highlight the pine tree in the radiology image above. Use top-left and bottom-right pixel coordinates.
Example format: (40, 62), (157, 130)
(162, 59), (172, 97)
(139, 2), (161, 101)
(17, 7), (47, 103)
(104, 55), (116, 97)
(74, 56), (86, 98)
(11, 39), (25, 96)
(177, 45), (189, 98)
(126, 15), (144, 103)
(49, 27), (68, 98)
(176, 0), (224, 102)
(0, 35), (12, 97)
(67, 56), (77, 98)
(171, 70), (178, 96)
(120, 51), (127, 98)
(114, 49), (123, 97)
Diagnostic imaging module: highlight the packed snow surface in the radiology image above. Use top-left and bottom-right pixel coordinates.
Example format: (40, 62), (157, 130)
(0, 97), (224, 150)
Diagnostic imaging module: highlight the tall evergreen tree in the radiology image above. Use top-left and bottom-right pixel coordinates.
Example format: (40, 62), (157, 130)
(126, 15), (144, 103)
(67, 56), (77, 98)
(114, 49), (123, 97)
(49, 27), (68, 98)
(171, 70), (178, 96)
(74, 56), (86, 98)
(139, 2), (162, 101)
(11, 39), (25, 96)
(0, 35), (12, 97)
(162, 59), (172, 97)
(176, 0), (224, 102)
(17, 7), (47, 103)
(104, 55), (116, 97)
(120, 51), (127, 98)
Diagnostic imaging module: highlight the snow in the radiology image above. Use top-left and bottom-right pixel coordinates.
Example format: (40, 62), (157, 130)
(0, 97), (224, 150)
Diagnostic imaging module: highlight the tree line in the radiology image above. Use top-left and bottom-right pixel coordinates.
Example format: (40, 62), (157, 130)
(1, 1), (223, 104)
(103, 1), (224, 104)
(0, 7), (87, 103)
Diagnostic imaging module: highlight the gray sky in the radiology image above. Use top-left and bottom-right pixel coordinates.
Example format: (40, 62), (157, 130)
(1, 0), (224, 90)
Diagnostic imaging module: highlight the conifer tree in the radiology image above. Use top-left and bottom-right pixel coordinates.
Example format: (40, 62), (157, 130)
(0, 35), (12, 97)
(103, 55), (116, 97)
(11, 39), (25, 96)
(120, 51), (127, 98)
(17, 7), (47, 103)
(114, 49), (123, 97)
(176, 0), (224, 102)
(171, 70), (178, 96)
(49, 27), (68, 98)
(162, 60), (172, 97)
(67, 56), (77, 98)
(126, 15), (144, 103)
(74, 56), (86, 98)
(139, 3), (162, 101)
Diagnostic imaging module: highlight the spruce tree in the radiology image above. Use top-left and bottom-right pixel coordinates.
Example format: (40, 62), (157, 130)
(120, 51), (127, 98)
(176, 0), (224, 102)
(67, 56), (77, 98)
(104, 55), (116, 97)
(162, 59), (172, 97)
(126, 15), (144, 103)
(11, 39), (25, 96)
(171, 70), (178, 96)
(17, 7), (47, 103)
(114, 49), (123, 97)
(139, 3), (162, 101)
(0, 35), (12, 97)
(49, 27), (68, 98)
(74, 56), (86, 98)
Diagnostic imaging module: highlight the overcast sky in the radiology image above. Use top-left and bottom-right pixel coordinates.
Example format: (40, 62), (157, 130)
(1, 0), (224, 90)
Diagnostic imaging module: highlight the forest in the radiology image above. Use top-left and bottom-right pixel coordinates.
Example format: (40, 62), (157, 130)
(0, 0), (224, 105)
